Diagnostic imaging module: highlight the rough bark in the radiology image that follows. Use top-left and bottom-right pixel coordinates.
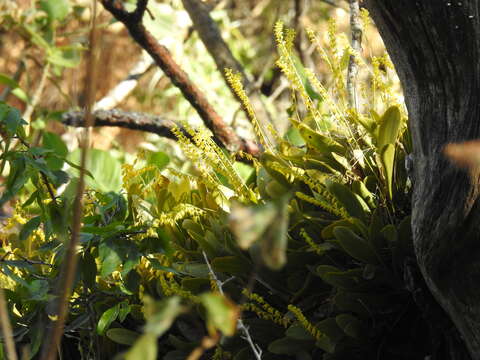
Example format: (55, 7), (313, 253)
(365, 1), (480, 359)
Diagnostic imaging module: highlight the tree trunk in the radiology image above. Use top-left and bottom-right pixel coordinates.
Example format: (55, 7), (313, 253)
(365, 1), (480, 359)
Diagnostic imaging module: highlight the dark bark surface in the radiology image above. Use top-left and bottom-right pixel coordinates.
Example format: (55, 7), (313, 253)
(365, 1), (480, 358)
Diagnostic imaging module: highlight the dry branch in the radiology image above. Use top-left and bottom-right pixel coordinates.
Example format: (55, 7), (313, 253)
(100, 0), (255, 154)
(62, 109), (261, 157)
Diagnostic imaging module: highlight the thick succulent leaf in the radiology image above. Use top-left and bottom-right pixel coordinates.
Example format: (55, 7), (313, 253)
(299, 124), (345, 155)
(380, 143), (395, 199)
(326, 180), (368, 222)
(333, 226), (379, 264)
(377, 106), (402, 149)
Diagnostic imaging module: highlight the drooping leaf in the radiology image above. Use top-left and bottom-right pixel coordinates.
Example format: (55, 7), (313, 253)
(97, 304), (120, 335)
(143, 296), (184, 337)
(200, 293), (239, 336)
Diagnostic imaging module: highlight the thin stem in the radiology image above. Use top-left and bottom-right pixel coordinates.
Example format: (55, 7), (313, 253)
(346, 0), (362, 110)
(39, 1), (99, 359)
(23, 63), (50, 125)
(202, 252), (263, 360)
(0, 288), (18, 360)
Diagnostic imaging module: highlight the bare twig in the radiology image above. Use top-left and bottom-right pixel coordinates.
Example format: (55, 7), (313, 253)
(23, 63), (50, 124)
(202, 252), (263, 360)
(100, 0), (257, 155)
(181, 0), (275, 144)
(39, 1), (99, 359)
(62, 109), (260, 158)
(346, 0), (362, 109)
(0, 288), (18, 360)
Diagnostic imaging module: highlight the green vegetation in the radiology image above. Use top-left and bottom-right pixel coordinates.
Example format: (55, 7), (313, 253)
(0, 1), (433, 359)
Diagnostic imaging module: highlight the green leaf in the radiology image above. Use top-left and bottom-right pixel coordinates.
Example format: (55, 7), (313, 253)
(315, 318), (344, 353)
(0, 73), (19, 88)
(333, 226), (379, 264)
(144, 296), (184, 337)
(315, 265), (365, 290)
(40, 0), (70, 21)
(147, 151), (170, 169)
(106, 328), (140, 346)
(27, 280), (49, 301)
(19, 216), (42, 241)
(97, 304), (120, 335)
(286, 323), (315, 340)
(99, 241), (122, 277)
(80, 250), (97, 288)
(125, 334), (158, 360)
(43, 132), (68, 170)
(380, 143), (395, 199)
(377, 106), (401, 149)
(325, 180), (368, 221)
(68, 149), (122, 192)
(299, 124), (344, 155)
(200, 293), (239, 336)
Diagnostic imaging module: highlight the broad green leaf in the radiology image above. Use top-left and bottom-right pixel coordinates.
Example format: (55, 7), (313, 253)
(106, 328), (140, 346)
(99, 241), (122, 277)
(146, 151), (170, 169)
(97, 304), (120, 335)
(27, 280), (49, 301)
(47, 47), (81, 68)
(68, 149), (122, 192)
(200, 293), (239, 336)
(125, 334), (157, 360)
(377, 106), (401, 149)
(43, 132), (68, 170)
(334, 226), (379, 264)
(380, 143), (395, 199)
(40, 0), (70, 21)
(325, 180), (368, 221)
(0, 73), (19, 88)
(299, 124), (344, 155)
(144, 296), (184, 337)
(316, 265), (365, 290)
